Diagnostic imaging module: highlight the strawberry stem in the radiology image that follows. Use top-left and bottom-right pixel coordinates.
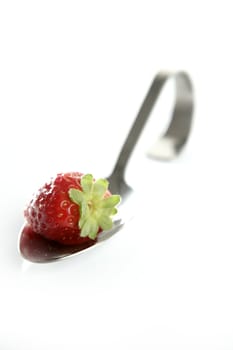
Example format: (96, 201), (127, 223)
(68, 174), (121, 240)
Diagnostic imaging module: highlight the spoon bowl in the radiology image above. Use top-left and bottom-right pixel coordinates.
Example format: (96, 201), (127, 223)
(19, 70), (194, 263)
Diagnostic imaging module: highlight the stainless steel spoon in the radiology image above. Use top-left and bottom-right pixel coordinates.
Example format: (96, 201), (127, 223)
(19, 70), (194, 263)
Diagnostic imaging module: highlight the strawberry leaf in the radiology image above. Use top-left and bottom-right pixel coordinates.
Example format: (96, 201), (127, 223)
(68, 188), (85, 205)
(97, 215), (113, 231)
(93, 178), (109, 198)
(101, 195), (121, 208)
(80, 217), (98, 239)
(81, 174), (94, 194)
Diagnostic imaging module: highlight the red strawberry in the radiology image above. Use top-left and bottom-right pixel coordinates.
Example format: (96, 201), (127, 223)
(24, 172), (120, 246)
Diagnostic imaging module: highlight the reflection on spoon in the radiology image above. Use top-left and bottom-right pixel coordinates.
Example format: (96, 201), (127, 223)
(19, 217), (125, 263)
(19, 71), (194, 263)
(19, 225), (96, 263)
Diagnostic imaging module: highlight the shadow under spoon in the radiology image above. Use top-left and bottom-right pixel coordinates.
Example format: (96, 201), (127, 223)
(19, 70), (194, 263)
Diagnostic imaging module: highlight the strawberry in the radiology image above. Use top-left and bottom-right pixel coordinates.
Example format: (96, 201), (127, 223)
(24, 172), (120, 246)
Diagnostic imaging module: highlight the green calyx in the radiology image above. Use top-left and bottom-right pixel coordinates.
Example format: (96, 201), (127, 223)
(68, 174), (121, 240)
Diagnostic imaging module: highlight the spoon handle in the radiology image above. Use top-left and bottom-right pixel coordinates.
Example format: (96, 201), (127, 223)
(111, 71), (194, 179)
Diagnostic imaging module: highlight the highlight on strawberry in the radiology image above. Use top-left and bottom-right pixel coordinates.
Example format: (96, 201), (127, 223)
(24, 172), (121, 246)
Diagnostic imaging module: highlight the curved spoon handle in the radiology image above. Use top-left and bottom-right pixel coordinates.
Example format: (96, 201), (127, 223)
(111, 71), (194, 180)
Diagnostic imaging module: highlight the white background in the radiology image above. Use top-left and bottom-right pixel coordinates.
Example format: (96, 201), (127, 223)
(0, 1), (233, 349)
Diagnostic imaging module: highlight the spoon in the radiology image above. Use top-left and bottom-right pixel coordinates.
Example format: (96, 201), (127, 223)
(19, 70), (194, 263)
